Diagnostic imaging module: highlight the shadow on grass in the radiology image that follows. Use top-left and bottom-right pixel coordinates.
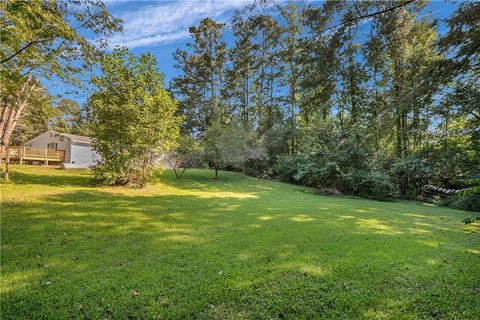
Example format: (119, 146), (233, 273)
(2, 170), (479, 319)
(8, 170), (91, 187)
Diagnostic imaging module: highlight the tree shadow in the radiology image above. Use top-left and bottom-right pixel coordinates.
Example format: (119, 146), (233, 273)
(7, 170), (91, 187)
(2, 170), (479, 319)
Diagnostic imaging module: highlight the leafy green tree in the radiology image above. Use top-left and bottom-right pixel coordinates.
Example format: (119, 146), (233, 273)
(440, 1), (479, 75)
(1, 0), (121, 182)
(51, 98), (86, 134)
(166, 135), (204, 180)
(169, 0), (479, 202)
(228, 127), (267, 176)
(202, 122), (236, 179)
(299, 2), (342, 124)
(170, 48), (203, 136)
(437, 1), (479, 170)
(8, 89), (54, 146)
(337, 21), (368, 129)
(0, 0), (121, 149)
(89, 48), (181, 186)
(363, 1), (441, 159)
(278, 2), (303, 152)
(203, 122), (267, 178)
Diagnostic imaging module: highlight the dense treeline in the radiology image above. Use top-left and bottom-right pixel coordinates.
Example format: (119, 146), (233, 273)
(170, 0), (479, 209)
(1, 0), (478, 209)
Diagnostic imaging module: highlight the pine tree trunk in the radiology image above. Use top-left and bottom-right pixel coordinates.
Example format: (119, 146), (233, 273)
(396, 110), (403, 159)
(402, 110), (408, 157)
(413, 103), (420, 149)
(394, 61), (404, 159)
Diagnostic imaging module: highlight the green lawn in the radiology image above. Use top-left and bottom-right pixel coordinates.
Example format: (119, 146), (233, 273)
(1, 165), (479, 319)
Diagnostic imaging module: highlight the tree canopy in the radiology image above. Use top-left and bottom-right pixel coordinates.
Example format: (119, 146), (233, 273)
(170, 0), (479, 208)
(89, 47), (181, 186)
(1, 0), (122, 182)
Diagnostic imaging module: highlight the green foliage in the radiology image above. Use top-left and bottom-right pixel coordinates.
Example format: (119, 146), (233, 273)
(462, 216), (480, 224)
(274, 153), (393, 199)
(203, 123), (267, 178)
(171, 18), (228, 133)
(8, 89), (55, 145)
(202, 123), (236, 179)
(89, 48), (181, 186)
(458, 186), (480, 198)
(0, 0), (122, 83)
(174, 135), (204, 168)
(464, 178), (480, 187)
(440, 1), (480, 73)
(273, 153), (310, 184)
(453, 194), (480, 212)
(166, 135), (204, 180)
(391, 156), (431, 196)
(0, 0), (122, 184)
(229, 128), (268, 175)
(50, 98), (86, 135)
(350, 171), (394, 199)
(456, 177), (480, 200)
(168, 1), (479, 201)
(5, 95), (88, 146)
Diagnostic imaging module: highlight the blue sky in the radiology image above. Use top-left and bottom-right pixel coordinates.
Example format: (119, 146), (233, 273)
(47, 0), (459, 104)
(104, 0), (252, 82)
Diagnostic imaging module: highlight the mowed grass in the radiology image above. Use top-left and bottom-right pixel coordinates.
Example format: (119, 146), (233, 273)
(1, 165), (479, 319)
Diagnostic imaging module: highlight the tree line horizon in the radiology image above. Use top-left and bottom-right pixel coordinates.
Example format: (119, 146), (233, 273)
(1, 0), (478, 210)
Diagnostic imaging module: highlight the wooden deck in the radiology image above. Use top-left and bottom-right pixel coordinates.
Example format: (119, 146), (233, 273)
(1, 146), (65, 165)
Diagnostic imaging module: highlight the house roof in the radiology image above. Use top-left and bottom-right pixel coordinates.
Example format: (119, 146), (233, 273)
(25, 131), (93, 146)
(59, 133), (92, 144)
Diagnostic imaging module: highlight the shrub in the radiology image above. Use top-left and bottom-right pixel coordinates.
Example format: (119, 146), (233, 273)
(294, 162), (323, 186)
(283, 158), (341, 188)
(356, 171), (395, 199)
(337, 170), (393, 198)
(451, 194), (480, 212)
(273, 155), (393, 199)
(391, 156), (430, 197)
(273, 154), (310, 183)
(166, 135), (204, 180)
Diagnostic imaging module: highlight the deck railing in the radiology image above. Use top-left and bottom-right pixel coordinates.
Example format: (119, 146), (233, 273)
(2, 146), (65, 163)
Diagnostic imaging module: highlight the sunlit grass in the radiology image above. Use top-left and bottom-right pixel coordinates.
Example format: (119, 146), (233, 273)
(1, 165), (479, 319)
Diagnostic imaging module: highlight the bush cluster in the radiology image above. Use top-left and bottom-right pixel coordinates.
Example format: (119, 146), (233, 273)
(272, 153), (394, 199)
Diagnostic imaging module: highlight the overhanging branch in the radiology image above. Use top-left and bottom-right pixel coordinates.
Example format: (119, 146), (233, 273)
(319, 0), (417, 34)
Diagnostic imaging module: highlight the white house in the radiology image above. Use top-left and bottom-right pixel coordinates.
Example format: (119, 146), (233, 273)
(25, 131), (100, 168)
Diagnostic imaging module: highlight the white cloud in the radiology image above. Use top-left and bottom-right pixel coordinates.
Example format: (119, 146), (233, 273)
(109, 0), (251, 49)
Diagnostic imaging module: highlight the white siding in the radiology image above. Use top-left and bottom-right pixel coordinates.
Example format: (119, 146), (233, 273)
(25, 131), (71, 161)
(70, 144), (99, 167)
(25, 131), (99, 167)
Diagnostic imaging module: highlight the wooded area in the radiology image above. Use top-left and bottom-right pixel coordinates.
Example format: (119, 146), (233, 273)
(1, 0), (478, 209)
(169, 0), (479, 210)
